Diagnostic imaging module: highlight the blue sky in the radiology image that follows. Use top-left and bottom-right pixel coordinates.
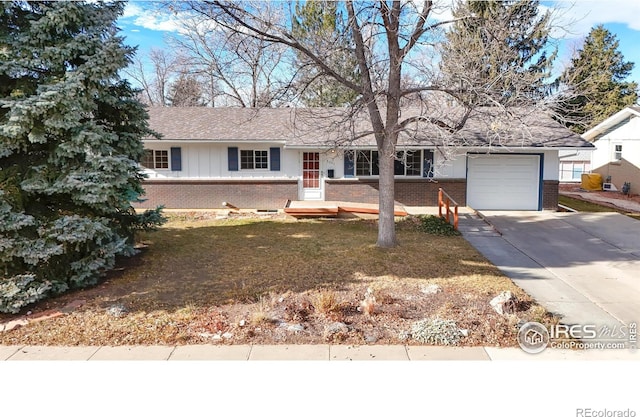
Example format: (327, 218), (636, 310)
(116, 0), (640, 86)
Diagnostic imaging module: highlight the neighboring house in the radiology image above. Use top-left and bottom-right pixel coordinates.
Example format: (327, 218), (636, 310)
(135, 107), (593, 211)
(582, 106), (640, 194)
(558, 150), (592, 182)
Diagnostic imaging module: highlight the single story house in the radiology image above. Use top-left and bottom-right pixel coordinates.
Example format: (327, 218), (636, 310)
(582, 106), (640, 194)
(135, 107), (593, 211)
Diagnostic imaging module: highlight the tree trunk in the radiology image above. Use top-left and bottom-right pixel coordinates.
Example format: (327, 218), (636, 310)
(376, 139), (397, 248)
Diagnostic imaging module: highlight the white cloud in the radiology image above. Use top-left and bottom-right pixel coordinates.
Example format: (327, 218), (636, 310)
(133, 13), (183, 33)
(120, 2), (183, 33)
(122, 3), (144, 19)
(549, 0), (640, 38)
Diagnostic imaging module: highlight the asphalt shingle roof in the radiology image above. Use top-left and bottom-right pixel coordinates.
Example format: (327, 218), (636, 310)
(146, 106), (593, 149)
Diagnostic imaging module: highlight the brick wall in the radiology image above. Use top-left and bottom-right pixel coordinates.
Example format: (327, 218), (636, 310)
(325, 179), (467, 206)
(134, 180), (298, 210)
(135, 178), (558, 210)
(542, 180), (559, 210)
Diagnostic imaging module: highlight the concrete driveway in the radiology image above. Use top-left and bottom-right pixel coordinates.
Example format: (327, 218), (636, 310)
(463, 211), (640, 332)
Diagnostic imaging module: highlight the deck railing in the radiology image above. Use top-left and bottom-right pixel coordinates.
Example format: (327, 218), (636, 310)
(438, 187), (459, 230)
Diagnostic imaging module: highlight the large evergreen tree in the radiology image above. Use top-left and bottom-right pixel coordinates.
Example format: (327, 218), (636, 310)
(291, 0), (358, 106)
(440, 0), (555, 107)
(0, 1), (163, 313)
(559, 25), (638, 133)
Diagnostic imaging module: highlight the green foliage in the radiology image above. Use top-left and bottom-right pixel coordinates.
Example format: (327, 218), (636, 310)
(132, 206), (168, 232)
(558, 25), (638, 133)
(441, 0), (555, 106)
(411, 318), (462, 345)
(415, 215), (460, 236)
(0, 1), (164, 313)
(291, 0), (358, 106)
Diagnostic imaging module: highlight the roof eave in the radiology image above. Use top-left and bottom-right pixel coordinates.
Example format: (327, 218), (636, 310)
(582, 107), (640, 141)
(143, 139), (288, 144)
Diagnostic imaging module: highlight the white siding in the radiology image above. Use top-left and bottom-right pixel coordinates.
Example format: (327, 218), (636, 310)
(142, 143), (298, 179)
(141, 143), (561, 185)
(591, 116), (640, 170)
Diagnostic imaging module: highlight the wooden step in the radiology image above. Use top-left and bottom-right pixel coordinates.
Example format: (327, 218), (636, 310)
(338, 206), (408, 216)
(284, 207), (339, 217)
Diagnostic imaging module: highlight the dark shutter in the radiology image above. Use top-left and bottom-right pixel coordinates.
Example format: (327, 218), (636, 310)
(394, 157), (404, 176)
(372, 151), (380, 176)
(344, 150), (355, 178)
(170, 147), (182, 171)
(228, 147), (238, 171)
(269, 147), (280, 171)
(423, 150), (434, 178)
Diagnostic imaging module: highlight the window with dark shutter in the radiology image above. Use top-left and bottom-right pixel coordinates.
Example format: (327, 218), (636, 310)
(228, 147), (239, 171)
(270, 147), (280, 171)
(170, 147), (182, 171)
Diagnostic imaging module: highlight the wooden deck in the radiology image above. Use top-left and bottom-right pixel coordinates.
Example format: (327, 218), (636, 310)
(284, 200), (408, 218)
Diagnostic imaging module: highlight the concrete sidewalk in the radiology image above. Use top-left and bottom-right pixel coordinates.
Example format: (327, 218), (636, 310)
(1, 344), (637, 360)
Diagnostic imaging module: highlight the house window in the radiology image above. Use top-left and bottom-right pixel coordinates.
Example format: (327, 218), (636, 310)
(395, 150), (422, 176)
(141, 149), (169, 169)
(240, 150), (268, 170)
(560, 161), (591, 181)
(349, 149), (433, 177)
(355, 150), (379, 176)
(613, 144), (623, 161)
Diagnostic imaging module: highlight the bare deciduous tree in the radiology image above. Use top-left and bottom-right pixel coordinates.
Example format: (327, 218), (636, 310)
(125, 48), (180, 106)
(168, 1), (293, 107)
(167, 73), (206, 106)
(171, 0), (558, 248)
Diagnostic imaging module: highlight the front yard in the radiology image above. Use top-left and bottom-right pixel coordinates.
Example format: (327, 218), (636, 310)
(0, 213), (559, 346)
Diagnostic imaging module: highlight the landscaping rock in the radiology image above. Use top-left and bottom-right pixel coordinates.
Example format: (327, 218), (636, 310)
(324, 322), (349, 337)
(106, 304), (128, 318)
(287, 324), (305, 333)
(364, 334), (379, 343)
(222, 332), (233, 339)
(490, 291), (518, 315)
(420, 284), (442, 295)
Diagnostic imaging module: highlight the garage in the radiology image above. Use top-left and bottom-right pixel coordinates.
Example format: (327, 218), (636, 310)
(466, 154), (541, 210)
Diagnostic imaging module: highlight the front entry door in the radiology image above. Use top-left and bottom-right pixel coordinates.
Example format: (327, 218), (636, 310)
(301, 152), (323, 200)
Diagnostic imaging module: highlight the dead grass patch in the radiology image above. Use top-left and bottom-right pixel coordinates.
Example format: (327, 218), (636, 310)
(0, 213), (560, 347)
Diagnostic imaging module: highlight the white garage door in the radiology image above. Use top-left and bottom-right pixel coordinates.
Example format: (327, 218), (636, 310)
(467, 154), (541, 210)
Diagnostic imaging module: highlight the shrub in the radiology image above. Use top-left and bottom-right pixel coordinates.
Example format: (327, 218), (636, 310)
(311, 289), (341, 316)
(411, 317), (462, 345)
(416, 215), (460, 236)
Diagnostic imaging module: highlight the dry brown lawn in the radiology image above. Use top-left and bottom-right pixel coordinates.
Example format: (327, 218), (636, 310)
(0, 212), (560, 346)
